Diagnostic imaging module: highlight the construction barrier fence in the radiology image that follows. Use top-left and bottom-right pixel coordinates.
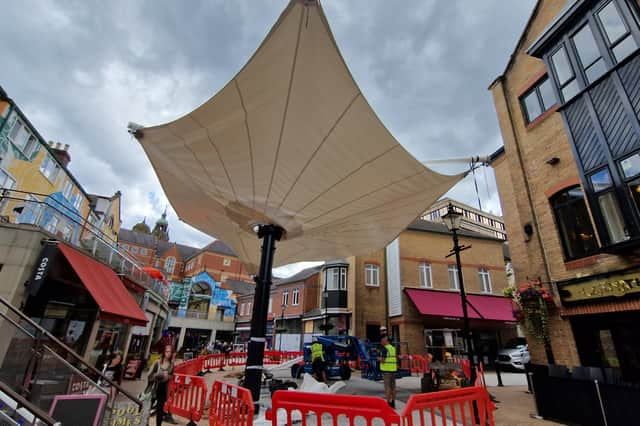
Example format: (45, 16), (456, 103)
(209, 380), (254, 426)
(165, 373), (209, 422)
(267, 390), (402, 426)
(402, 386), (495, 426)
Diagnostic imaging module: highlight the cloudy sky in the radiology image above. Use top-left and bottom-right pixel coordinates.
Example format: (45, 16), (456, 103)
(1, 0), (535, 276)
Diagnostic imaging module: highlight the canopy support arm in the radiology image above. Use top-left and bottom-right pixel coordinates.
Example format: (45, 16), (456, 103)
(243, 224), (284, 412)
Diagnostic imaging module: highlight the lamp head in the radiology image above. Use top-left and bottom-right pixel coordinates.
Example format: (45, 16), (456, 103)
(442, 203), (462, 232)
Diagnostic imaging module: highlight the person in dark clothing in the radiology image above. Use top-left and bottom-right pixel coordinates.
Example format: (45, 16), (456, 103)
(148, 345), (175, 426)
(102, 351), (123, 403)
(220, 341), (232, 370)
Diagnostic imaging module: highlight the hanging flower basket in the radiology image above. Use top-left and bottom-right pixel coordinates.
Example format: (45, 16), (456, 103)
(504, 280), (554, 341)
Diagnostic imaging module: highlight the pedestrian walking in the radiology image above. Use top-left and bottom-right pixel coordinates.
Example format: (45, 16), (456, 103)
(311, 337), (327, 383)
(148, 344), (175, 426)
(380, 335), (397, 408)
(102, 351), (123, 403)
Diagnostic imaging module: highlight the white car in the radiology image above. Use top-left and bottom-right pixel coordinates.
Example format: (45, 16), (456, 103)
(496, 338), (530, 370)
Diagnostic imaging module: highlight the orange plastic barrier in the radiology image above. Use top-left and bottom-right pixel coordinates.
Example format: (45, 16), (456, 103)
(174, 358), (203, 376)
(266, 390), (401, 425)
(410, 355), (427, 375)
(209, 380), (254, 426)
(226, 351), (248, 367)
(165, 373), (208, 422)
(398, 354), (411, 371)
(202, 354), (226, 372)
(401, 386), (495, 426)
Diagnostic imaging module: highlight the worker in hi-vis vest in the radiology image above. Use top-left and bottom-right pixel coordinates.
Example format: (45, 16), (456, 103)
(311, 337), (327, 382)
(380, 335), (397, 408)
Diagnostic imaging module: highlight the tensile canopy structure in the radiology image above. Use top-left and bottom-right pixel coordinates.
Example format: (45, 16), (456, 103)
(129, 0), (464, 406)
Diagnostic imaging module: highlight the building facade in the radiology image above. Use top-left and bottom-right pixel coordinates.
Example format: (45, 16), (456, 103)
(422, 197), (507, 240)
(0, 86), (164, 372)
(490, 0), (640, 381)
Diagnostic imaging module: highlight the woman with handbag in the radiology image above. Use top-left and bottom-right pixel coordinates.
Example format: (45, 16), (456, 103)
(147, 345), (175, 426)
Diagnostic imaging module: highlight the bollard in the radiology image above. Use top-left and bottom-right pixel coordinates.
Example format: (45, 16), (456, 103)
(495, 362), (504, 387)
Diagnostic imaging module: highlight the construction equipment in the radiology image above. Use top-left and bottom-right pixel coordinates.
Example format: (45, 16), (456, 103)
(291, 335), (411, 381)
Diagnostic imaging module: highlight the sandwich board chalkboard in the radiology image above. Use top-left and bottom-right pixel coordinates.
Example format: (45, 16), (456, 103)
(49, 394), (107, 426)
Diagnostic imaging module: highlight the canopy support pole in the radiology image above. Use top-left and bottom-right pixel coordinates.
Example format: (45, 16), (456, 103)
(244, 224), (284, 412)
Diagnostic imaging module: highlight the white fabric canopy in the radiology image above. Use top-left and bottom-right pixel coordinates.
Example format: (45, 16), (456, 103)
(133, 0), (463, 273)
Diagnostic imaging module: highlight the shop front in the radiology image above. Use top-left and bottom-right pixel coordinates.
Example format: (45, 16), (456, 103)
(405, 288), (517, 364)
(558, 268), (640, 384)
(22, 242), (148, 364)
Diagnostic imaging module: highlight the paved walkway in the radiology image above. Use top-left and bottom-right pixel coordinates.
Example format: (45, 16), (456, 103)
(121, 367), (567, 425)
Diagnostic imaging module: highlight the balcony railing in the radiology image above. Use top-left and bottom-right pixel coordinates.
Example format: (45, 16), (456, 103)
(0, 188), (162, 298)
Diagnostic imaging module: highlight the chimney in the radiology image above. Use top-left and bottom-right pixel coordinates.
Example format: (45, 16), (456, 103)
(50, 141), (71, 168)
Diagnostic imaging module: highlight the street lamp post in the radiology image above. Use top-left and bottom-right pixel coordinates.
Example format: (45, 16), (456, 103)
(278, 303), (286, 351)
(442, 203), (476, 387)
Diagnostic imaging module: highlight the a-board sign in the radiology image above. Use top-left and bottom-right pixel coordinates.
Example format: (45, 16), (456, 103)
(48, 394), (107, 426)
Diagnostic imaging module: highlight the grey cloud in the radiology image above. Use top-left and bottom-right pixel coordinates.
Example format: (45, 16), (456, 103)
(1, 0), (534, 252)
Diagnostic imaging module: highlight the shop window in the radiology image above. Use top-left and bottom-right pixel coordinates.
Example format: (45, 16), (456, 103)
(520, 76), (556, 123)
(46, 215), (59, 234)
(448, 265), (460, 290)
(550, 187), (599, 259)
(597, 1), (638, 62)
(165, 256), (176, 274)
(571, 24), (607, 83)
(550, 46), (580, 101)
(419, 263), (432, 288)
(479, 268), (492, 293)
(589, 169), (629, 244)
(365, 264), (379, 287)
(292, 288), (300, 305)
(621, 152), (640, 221)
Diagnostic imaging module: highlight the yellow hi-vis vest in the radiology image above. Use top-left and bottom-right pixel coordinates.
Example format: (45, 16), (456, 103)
(311, 342), (324, 361)
(380, 344), (397, 372)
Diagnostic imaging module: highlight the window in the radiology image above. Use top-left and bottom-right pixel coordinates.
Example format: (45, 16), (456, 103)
(247, 302), (252, 314)
(620, 152), (640, 227)
(324, 267), (347, 290)
(8, 117), (38, 157)
(268, 298), (273, 313)
(589, 169), (628, 244)
(121, 244), (129, 251)
(40, 155), (60, 183)
(73, 193), (83, 211)
(479, 269), (492, 293)
(223, 258), (231, 266)
(365, 264), (379, 286)
(62, 180), (73, 200)
(282, 290), (289, 306)
(550, 46), (580, 101)
(140, 248), (148, 256)
(154, 259), (161, 267)
(131, 246), (139, 254)
(0, 169), (16, 191)
(46, 215), (59, 234)
(292, 288), (300, 305)
(61, 224), (73, 242)
(597, 1), (638, 62)
(572, 24), (607, 83)
(448, 265), (460, 290)
(239, 303), (245, 316)
(165, 256), (176, 274)
(419, 263), (432, 288)
(551, 187), (599, 258)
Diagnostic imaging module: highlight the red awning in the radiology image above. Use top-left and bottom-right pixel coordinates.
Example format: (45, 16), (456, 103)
(405, 288), (516, 322)
(58, 244), (148, 326)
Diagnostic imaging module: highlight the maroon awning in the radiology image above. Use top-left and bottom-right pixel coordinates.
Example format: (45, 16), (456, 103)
(405, 288), (515, 322)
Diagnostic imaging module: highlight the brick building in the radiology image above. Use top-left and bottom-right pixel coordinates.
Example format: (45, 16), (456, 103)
(236, 210), (514, 360)
(490, 0), (640, 381)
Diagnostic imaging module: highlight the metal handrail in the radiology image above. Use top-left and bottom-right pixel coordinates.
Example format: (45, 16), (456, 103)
(0, 381), (60, 426)
(0, 296), (142, 408)
(0, 188), (163, 294)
